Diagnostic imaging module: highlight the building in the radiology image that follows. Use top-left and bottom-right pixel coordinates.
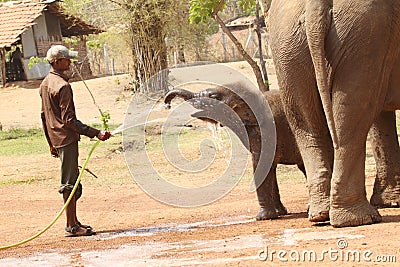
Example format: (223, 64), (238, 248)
(0, 0), (102, 86)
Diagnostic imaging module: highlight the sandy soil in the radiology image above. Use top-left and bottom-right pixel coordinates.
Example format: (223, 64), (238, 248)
(0, 63), (399, 266)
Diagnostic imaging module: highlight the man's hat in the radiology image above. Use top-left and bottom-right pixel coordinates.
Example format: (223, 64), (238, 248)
(46, 45), (78, 63)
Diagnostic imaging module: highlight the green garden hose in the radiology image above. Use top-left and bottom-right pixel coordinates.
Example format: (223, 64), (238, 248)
(0, 140), (101, 250)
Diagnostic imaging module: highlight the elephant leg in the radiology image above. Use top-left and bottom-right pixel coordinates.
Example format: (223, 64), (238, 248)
(369, 111), (400, 207)
(256, 165), (280, 220)
(272, 174), (288, 216)
(249, 126), (280, 220)
(330, 141), (382, 227)
(329, 76), (382, 228)
(324, 0), (398, 227)
(272, 43), (333, 223)
(298, 138), (333, 222)
(276, 78), (333, 222)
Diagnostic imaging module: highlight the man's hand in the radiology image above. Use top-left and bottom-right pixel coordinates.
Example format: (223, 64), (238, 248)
(98, 130), (111, 141)
(50, 146), (58, 158)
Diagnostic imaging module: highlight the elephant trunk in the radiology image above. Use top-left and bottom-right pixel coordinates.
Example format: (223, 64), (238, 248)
(164, 88), (195, 109)
(305, 0), (338, 148)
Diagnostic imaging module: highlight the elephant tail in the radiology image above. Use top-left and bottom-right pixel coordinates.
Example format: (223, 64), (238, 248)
(305, 0), (338, 148)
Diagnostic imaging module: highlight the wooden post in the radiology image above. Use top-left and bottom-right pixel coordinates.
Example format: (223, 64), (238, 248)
(255, 0), (268, 90)
(221, 30), (227, 62)
(103, 44), (109, 75)
(0, 48), (6, 87)
(111, 58), (115, 76)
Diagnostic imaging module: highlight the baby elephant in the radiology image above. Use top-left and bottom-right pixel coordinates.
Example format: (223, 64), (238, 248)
(164, 83), (306, 220)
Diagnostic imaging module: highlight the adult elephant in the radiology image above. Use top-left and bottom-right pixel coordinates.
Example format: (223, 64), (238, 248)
(269, 0), (400, 227)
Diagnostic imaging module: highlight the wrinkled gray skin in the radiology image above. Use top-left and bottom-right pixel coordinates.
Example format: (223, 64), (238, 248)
(369, 112), (400, 208)
(269, 0), (400, 227)
(165, 85), (306, 220)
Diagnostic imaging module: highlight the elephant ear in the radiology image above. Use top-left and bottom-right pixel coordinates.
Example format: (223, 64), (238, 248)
(305, 0), (338, 148)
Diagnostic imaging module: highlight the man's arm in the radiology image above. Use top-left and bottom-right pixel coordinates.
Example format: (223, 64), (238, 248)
(59, 85), (110, 140)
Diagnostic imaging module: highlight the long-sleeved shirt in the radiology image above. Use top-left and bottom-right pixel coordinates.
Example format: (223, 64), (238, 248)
(40, 69), (100, 148)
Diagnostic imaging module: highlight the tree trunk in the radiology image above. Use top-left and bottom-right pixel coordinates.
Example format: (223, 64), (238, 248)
(255, 0), (269, 89)
(212, 0), (269, 92)
(129, 20), (168, 93)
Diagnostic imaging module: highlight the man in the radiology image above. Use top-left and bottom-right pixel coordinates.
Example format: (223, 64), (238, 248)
(11, 47), (24, 81)
(40, 45), (111, 237)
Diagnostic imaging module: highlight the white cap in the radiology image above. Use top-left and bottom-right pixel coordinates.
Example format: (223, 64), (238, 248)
(46, 45), (78, 63)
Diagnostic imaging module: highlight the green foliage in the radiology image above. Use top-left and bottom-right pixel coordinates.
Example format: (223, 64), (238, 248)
(86, 39), (101, 50)
(64, 36), (79, 45)
(28, 56), (46, 69)
(99, 110), (111, 131)
(189, 0), (258, 24)
(189, 0), (225, 24)
(238, 0), (256, 15)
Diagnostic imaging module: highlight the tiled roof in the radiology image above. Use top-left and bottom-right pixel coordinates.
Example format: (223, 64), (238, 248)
(0, 0), (102, 48)
(0, 1), (46, 47)
(226, 16), (257, 28)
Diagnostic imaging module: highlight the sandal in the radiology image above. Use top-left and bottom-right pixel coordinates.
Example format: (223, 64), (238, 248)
(65, 224), (95, 237)
(77, 221), (93, 230)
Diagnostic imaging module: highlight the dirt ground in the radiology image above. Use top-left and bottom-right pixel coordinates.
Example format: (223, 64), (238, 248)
(0, 62), (399, 266)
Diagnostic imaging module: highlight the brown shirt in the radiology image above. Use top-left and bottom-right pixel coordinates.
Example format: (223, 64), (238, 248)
(40, 70), (100, 148)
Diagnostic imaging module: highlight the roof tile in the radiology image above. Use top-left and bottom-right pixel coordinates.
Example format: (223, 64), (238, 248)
(0, 1), (46, 47)
(0, 1), (101, 48)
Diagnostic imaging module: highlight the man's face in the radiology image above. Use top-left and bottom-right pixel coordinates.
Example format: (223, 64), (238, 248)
(53, 57), (71, 72)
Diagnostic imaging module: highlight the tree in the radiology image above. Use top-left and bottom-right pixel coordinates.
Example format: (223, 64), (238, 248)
(189, 0), (269, 91)
(62, 0), (132, 76)
(63, 0), (219, 92)
(63, 0), (173, 92)
(167, 0), (219, 63)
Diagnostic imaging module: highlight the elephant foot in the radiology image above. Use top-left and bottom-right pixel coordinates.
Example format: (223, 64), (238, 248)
(309, 210), (329, 222)
(308, 200), (330, 222)
(330, 200), (382, 228)
(256, 207), (279, 220)
(370, 184), (400, 208)
(274, 202), (288, 216)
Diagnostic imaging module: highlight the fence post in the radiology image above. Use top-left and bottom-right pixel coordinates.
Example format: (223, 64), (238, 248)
(221, 30), (227, 62)
(0, 48), (6, 87)
(103, 44), (109, 75)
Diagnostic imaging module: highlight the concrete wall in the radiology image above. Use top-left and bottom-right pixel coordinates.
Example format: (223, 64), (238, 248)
(21, 27), (37, 58)
(22, 58), (50, 80)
